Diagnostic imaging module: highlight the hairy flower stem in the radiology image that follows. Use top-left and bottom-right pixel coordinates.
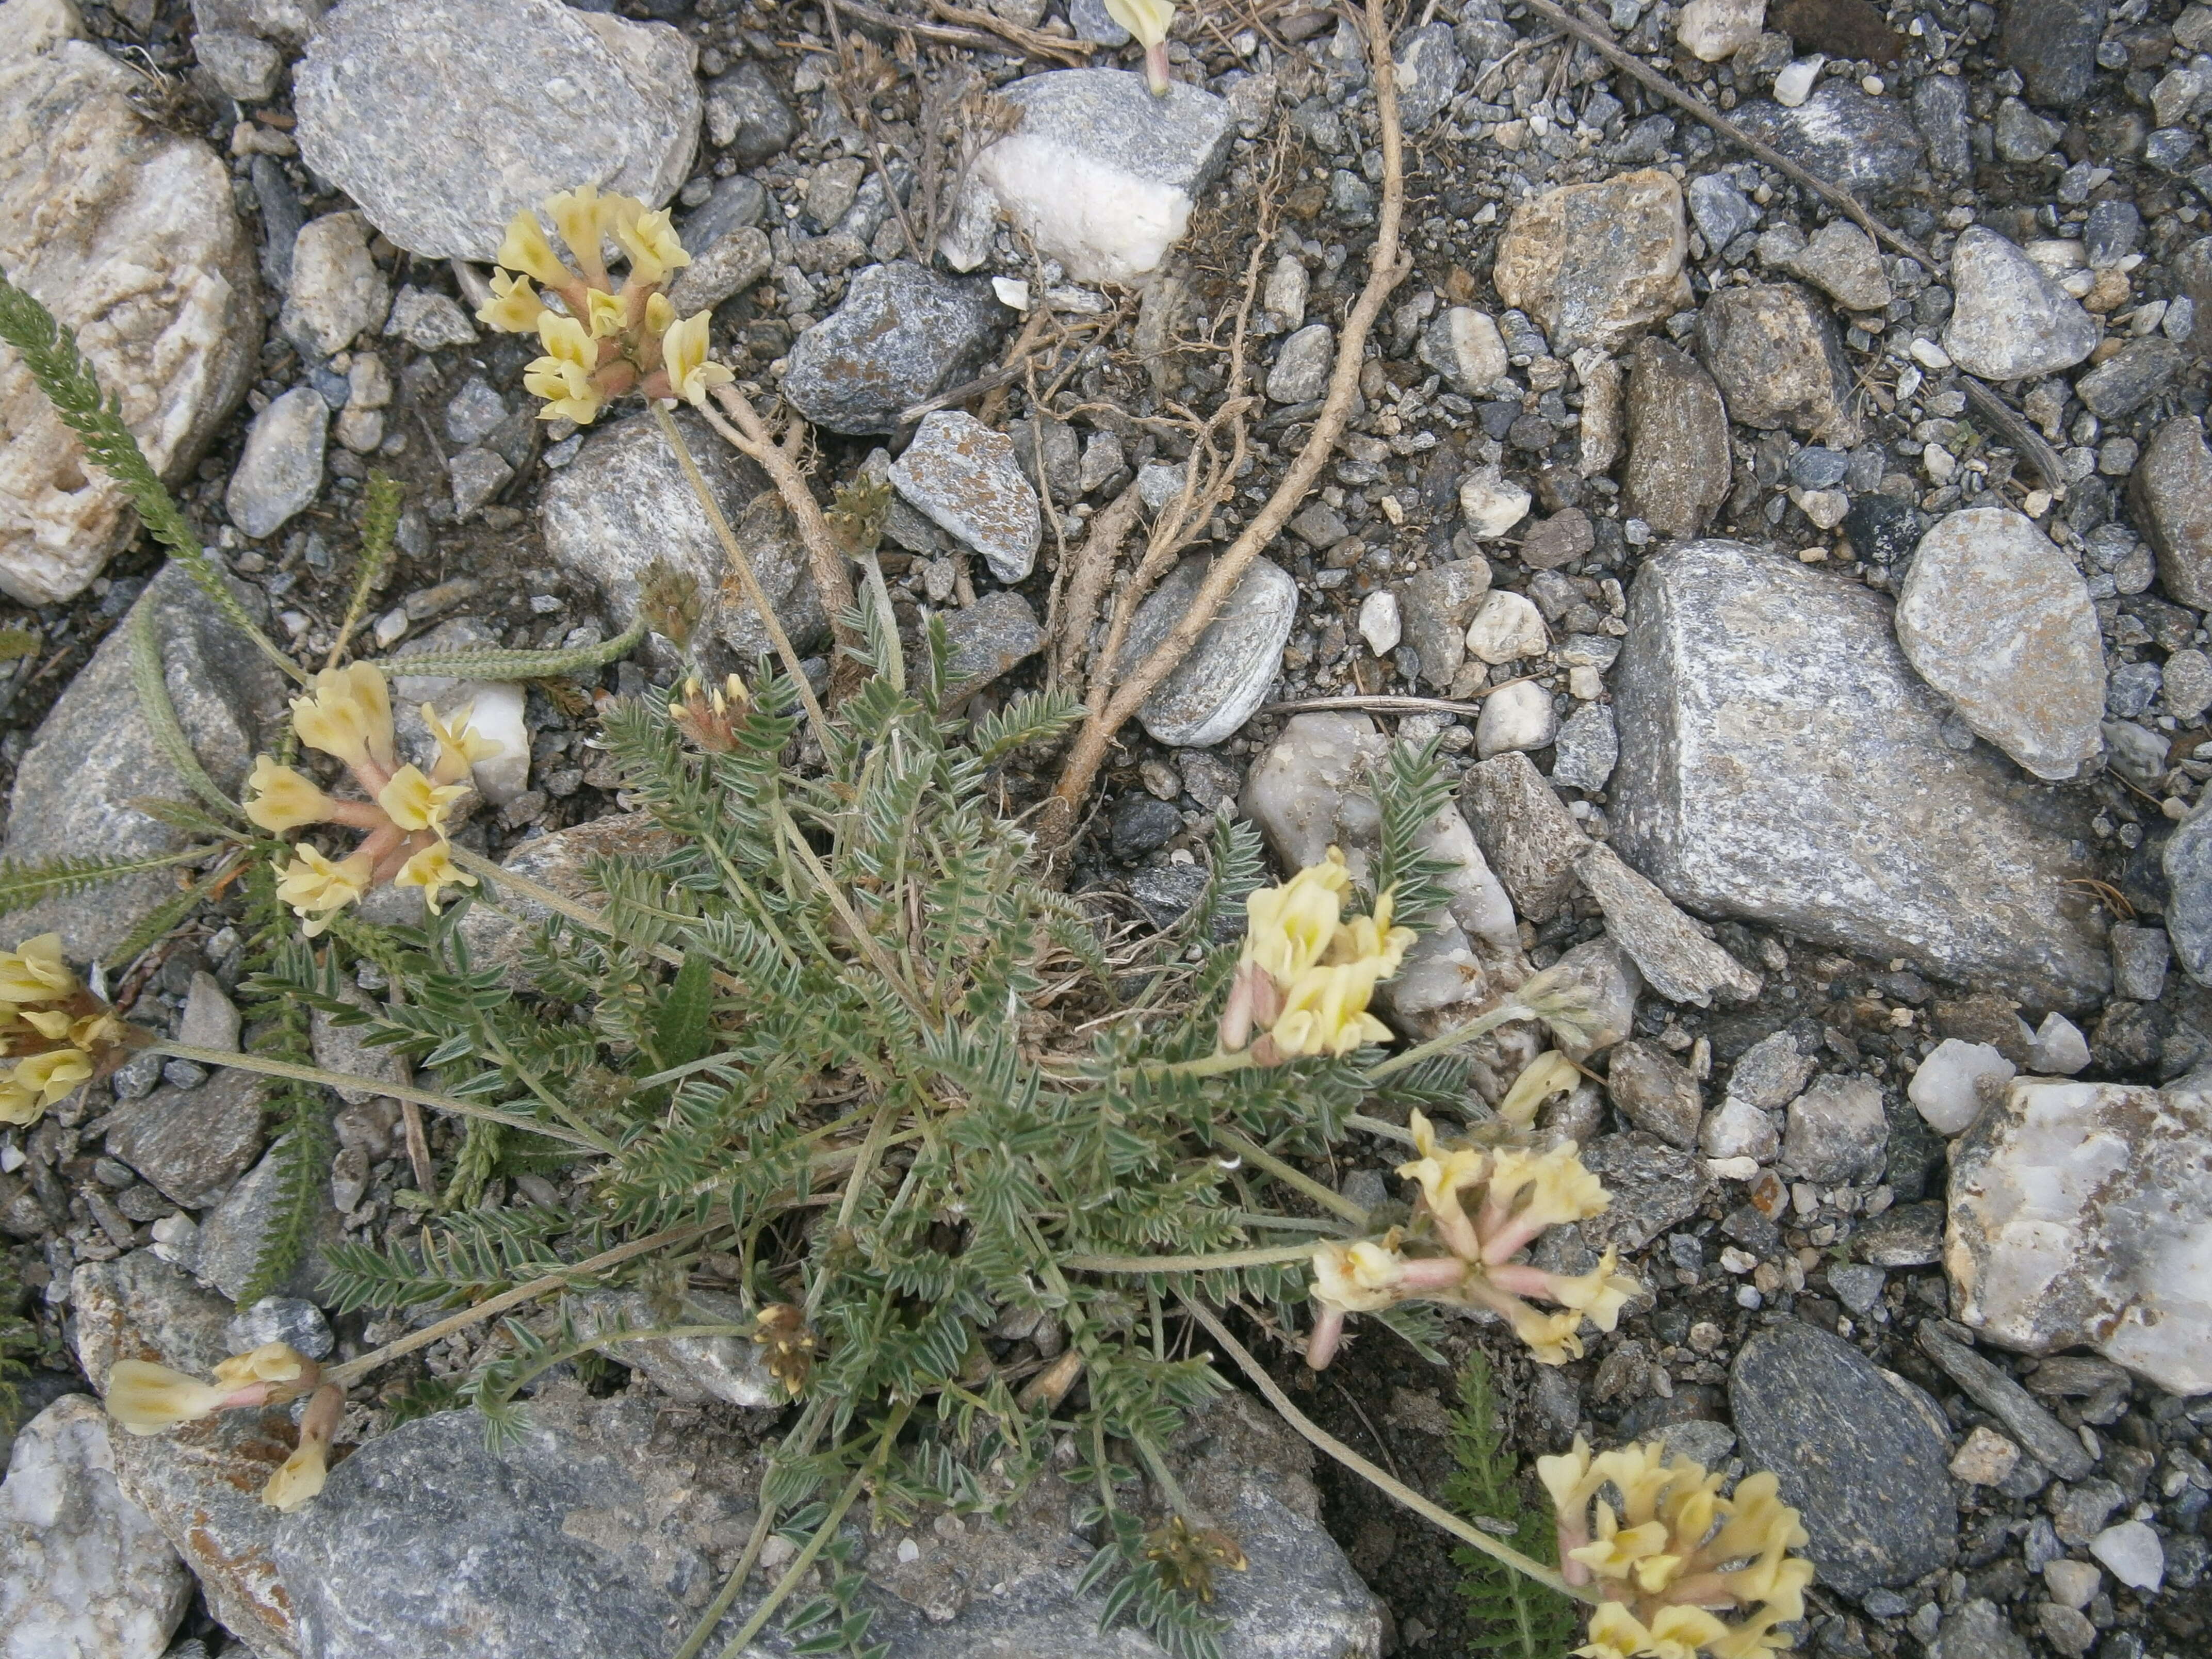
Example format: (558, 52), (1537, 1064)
(1368, 999), (1538, 1081)
(672, 1400), (831, 1659)
(715, 1400), (915, 1659)
(806, 1095), (899, 1320)
(1060, 1242), (1321, 1274)
(151, 1042), (613, 1152)
(649, 402), (834, 752)
(1213, 1126), (1368, 1227)
(1179, 1294), (1593, 1603)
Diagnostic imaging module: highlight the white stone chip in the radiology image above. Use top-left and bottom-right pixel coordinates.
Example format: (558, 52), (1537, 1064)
(2090, 1521), (2165, 1591)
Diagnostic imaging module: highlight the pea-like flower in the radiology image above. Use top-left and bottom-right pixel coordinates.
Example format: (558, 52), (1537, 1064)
(477, 187), (729, 426)
(105, 1342), (321, 1436)
(1217, 849), (1414, 1064)
(1540, 1438), (1813, 1659)
(244, 666), (502, 935)
(0, 933), (74, 1003)
(1103, 0), (1176, 95)
(1304, 1107), (1640, 1371)
(0, 934), (142, 1127)
(262, 1384), (345, 1512)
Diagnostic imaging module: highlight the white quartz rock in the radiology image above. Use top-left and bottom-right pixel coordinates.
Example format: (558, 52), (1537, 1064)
(1908, 1038), (2016, 1134)
(1946, 1078), (2212, 1395)
(1465, 590), (1549, 664)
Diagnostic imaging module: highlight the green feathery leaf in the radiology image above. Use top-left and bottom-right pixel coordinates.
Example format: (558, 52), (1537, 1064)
(0, 848), (212, 918)
(372, 616), (647, 681)
(329, 470), (404, 668)
(128, 599), (240, 820)
(1443, 1351), (1577, 1658)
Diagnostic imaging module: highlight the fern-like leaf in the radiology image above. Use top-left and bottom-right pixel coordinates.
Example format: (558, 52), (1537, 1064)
(1372, 734), (1459, 932)
(330, 470), (403, 666)
(371, 617), (646, 681)
(0, 848), (210, 917)
(128, 600), (239, 819)
(1442, 1352), (1576, 1658)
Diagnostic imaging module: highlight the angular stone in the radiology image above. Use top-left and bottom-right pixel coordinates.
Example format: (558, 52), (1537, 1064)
(294, 0), (698, 262)
(1267, 322), (1335, 403)
(2158, 810), (2212, 984)
(1464, 590), (1548, 665)
(2129, 415), (2212, 609)
(1774, 219), (1893, 312)
(1729, 1030), (1816, 1111)
(1392, 20), (1465, 131)
(1610, 541), (2108, 1007)
(666, 224), (772, 316)
(1894, 508), (2105, 780)
(1943, 227), (2099, 382)
(1552, 703), (1618, 792)
(0, 0), (259, 605)
(1397, 557), (1491, 690)
(1701, 1095), (1781, 1161)
(1779, 1074), (1886, 1182)
(179, 972), (242, 1054)
(567, 1287), (781, 1408)
(186, 1133), (343, 1303)
(2075, 337), (2184, 420)
(1696, 282), (1861, 446)
(194, 28), (282, 101)
(105, 1071), (266, 1211)
(1541, 938), (1642, 1062)
(782, 261), (1002, 435)
(1730, 83), (1926, 198)
(1913, 74), (1972, 175)
(1121, 556), (1296, 747)
(192, 0), (327, 46)
(225, 385), (327, 541)
(1731, 1321), (1957, 1596)
(1577, 843), (1762, 1006)
(940, 590), (1043, 696)
(1946, 1078), (2212, 1395)
(960, 69), (1235, 285)
(1462, 750), (1587, 924)
(539, 409), (825, 660)
(889, 411), (1041, 584)
(1678, 0), (1766, 59)
(1419, 306), (1507, 396)
(1907, 1039), (2015, 1135)
(1492, 169), (1691, 355)
(279, 210), (387, 360)
(1622, 337), (1731, 538)
(1475, 681), (1556, 758)
(702, 61), (794, 164)
(2000, 0), (2105, 107)
(0, 1392), (191, 1659)
(1914, 1325), (2094, 1482)
(1578, 1131), (1711, 1252)
(1605, 1040), (1702, 1149)
(459, 812), (680, 989)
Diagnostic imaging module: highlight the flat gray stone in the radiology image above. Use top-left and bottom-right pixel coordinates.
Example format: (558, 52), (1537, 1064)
(225, 385), (328, 541)
(1492, 168), (1691, 355)
(1930, 1600), (2031, 1659)
(1396, 557), (1491, 690)
(539, 409), (826, 661)
(1609, 540), (2108, 1009)
(1577, 843), (1762, 1006)
(2000, 0), (2104, 107)
(1577, 1131), (1711, 1252)
(1551, 703), (1618, 791)
(280, 210), (387, 360)
(665, 224), (772, 316)
(1461, 750), (1587, 924)
(1730, 82), (1926, 199)
(1605, 1040), (1701, 1149)
(459, 812), (680, 989)
(1696, 282), (1861, 446)
(1418, 307), (1507, 396)
(1731, 1320), (1958, 1596)
(782, 261), (1002, 435)
(186, 1133), (344, 1303)
(1729, 1029), (1817, 1111)
(940, 590), (1044, 696)
(105, 1070), (267, 1211)
(566, 1286), (782, 1408)
(1267, 322), (1335, 403)
(1915, 1325), (2093, 1482)
(2130, 415), (2212, 610)
(1121, 556), (1296, 748)
(1894, 508), (2105, 780)
(1780, 1074), (1888, 1182)
(1771, 219), (1893, 312)
(1622, 337), (1731, 539)
(703, 61), (794, 164)
(1687, 173), (1757, 249)
(1391, 21), (1464, 132)
(194, 28), (282, 100)
(294, 0), (698, 262)
(888, 412), (1041, 584)
(2075, 337), (2185, 420)
(1943, 227), (2099, 382)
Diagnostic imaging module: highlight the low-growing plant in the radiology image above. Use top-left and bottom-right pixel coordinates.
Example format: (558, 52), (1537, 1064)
(0, 208), (1817, 1659)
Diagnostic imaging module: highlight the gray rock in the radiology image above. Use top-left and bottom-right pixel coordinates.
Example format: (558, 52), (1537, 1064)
(1696, 282), (1861, 446)
(1730, 1320), (1958, 1596)
(566, 1286), (780, 1408)
(1913, 74), (1972, 175)
(961, 70), (1236, 286)
(940, 591), (1044, 696)
(447, 447), (512, 518)
(1418, 307), (1507, 396)
(1704, 1096), (1780, 1161)
(1729, 1030), (1816, 1111)
(1894, 508), (2105, 780)
(1772, 220), (1892, 312)
(1605, 1039), (1701, 1149)
(225, 385), (327, 540)
(703, 61), (795, 164)
(2109, 923), (2169, 1001)
(1121, 557), (1296, 747)
(0, 3), (261, 605)
(104, 1069), (265, 1212)
(1993, 94), (2062, 162)
(1491, 169), (1691, 355)
(1577, 1132), (1711, 1252)
(680, 174), (767, 251)
(889, 412), (1042, 583)
(540, 409), (826, 660)
(71, 1249), (298, 1656)
(1474, 681), (1556, 758)
(1943, 227), (2100, 382)
(178, 972), (242, 1053)
(1577, 843), (1763, 1006)
(1008, 413), (1081, 507)
(2129, 415), (2212, 608)
(195, 28), (283, 100)
(1551, 704), (1617, 791)
(1267, 322), (1336, 403)
(1078, 429), (1127, 494)
(1780, 1075), (1887, 1182)
(383, 285), (478, 351)
(1946, 1079), (2212, 1395)
(189, 1133), (344, 1302)
(1540, 938), (1643, 1061)
(666, 224), (772, 316)
(1930, 1598), (2032, 1659)
(1396, 557), (1492, 690)
(1915, 1325), (2093, 1482)
(1730, 83), (1925, 198)
(1610, 540), (2108, 1008)
(1462, 751), (1587, 924)
(295, 0), (699, 262)
(192, 0), (326, 46)
(1999, 0), (2105, 107)
(0, 1393), (191, 1659)
(782, 262), (1002, 435)
(1622, 337), (1731, 538)
(1111, 794), (1182, 859)
(1829, 1262), (1885, 1314)
(460, 812), (679, 989)
(280, 210), (387, 360)
(1687, 172), (1756, 250)
(1392, 22), (1463, 133)
(226, 1295), (334, 1361)
(2162, 808), (2212, 985)
(1069, 0), (1128, 43)
(443, 376), (507, 446)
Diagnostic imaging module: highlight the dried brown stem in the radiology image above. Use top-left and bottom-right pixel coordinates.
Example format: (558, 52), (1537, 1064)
(919, 0), (1091, 63)
(1038, 0), (1407, 849)
(1047, 484), (1144, 689)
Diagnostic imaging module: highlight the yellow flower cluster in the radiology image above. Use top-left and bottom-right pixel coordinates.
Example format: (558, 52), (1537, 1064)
(1219, 849), (1415, 1063)
(478, 185), (731, 426)
(246, 664), (500, 935)
(1102, 0), (1177, 95)
(669, 671), (751, 754)
(0, 934), (133, 1127)
(106, 1341), (320, 1436)
(1304, 1102), (1638, 1371)
(1539, 1438), (1812, 1659)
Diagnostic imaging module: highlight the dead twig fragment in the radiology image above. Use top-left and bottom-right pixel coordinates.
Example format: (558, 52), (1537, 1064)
(919, 0), (1092, 63)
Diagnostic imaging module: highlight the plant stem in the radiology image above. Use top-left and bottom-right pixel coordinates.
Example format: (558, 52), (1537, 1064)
(1367, 1000), (1535, 1080)
(150, 1042), (610, 1152)
(1177, 1294), (1592, 1603)
(671, 1399), (830, 1659)
(1345, 1111), (1416, 1147)
(1061, 1243), (1320, 1274)
(1213, 1127), (1368, 1227)
(805, 1095), (898, 1319)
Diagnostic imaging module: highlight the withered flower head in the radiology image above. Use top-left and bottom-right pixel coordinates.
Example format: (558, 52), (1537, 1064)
(753, 1302), (817, 1397)
(1143, 1513), (1248, 1602)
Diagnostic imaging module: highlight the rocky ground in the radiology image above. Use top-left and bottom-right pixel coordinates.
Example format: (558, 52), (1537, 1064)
(3, 0), (2212, 1654)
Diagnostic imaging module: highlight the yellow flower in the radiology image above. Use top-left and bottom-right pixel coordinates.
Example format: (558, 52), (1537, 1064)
(1324, 884), (1414, 979)
(1705, 1471), (1808, 1566)
(1569, 1501), (1682, 1590)
(105, 1360), (234, 1436)
(585, 286), (629, 338)
(523, 353), (604, 425)
(1706, 1603), (1803, 1659)
(289, 663), (394, 774)
(1547, 1246), (1639, 1333)
(1537, 1437), (1601, 1517)
(422, 702), (505, 786)
(1242, 850), (1350, 984)
(1574, 1603), (1655, 1659)
(1486, 1143), (1611, 1231)
(535, 309), (596, 370)
(645, 291), (675, 336)
(19, 1009), (72, 1040)
(1103, 0), (1173, 46)
(262, 1383), (343, 1513)
(1510, 1303), (1588, 1365)
(1310, 1239), (1410, 1313)
(477, 270), (545, 334)
(1589, 1441), (1688, 1526)
(615, 206), (690, 286)
(211, 1342), (310, 1389)
(375, 764), (467, 835)
(243, 755), (335, 833)
(275, 847), (375, 937)
(15, 1047), (91, 1106)
(661, 308), (734, 409)
(0, 933), (74, 1003)
(547, 183), (638, 265)
(495, 208), (575, 289)
(1268, 959), (1393, 1058)
(1497, 1049), (1580, 1127)
(1641, 1607), (1736, 1659)
(1396, 1109), (1489, 1256)
(394, 841), (478, 915)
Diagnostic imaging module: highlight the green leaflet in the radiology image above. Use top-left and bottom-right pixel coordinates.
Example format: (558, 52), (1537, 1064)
(1443, 1352), (1577, 1658)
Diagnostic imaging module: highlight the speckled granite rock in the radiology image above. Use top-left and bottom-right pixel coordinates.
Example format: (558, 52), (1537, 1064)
(1121, 556), (1297, 748)
(1491, 169), (1691, 354)
(889, 411), (1041, 583)
(780, 261), (1002, 434)
(458, 811), (682, 988)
